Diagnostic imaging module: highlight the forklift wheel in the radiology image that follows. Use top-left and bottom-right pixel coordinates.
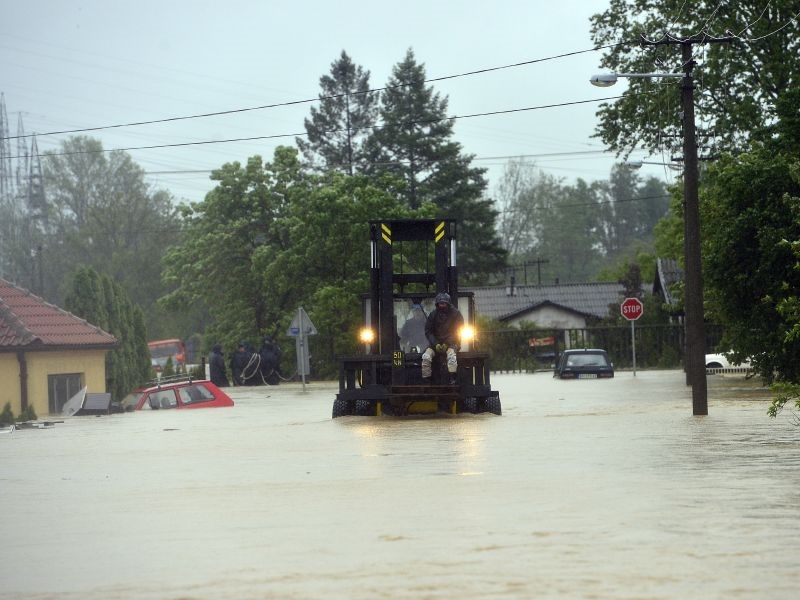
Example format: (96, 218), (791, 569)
(332, 398), (351, 418)
(355, 399), (375, 416)
(485, 396), (502, 415)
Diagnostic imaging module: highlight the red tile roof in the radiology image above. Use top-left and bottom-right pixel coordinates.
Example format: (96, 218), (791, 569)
(0, 278), (117, 350)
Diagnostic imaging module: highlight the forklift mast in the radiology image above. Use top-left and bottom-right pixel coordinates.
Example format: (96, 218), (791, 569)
(369, 219), (458, 354)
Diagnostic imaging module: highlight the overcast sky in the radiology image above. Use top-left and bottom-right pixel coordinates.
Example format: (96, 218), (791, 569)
(1, 0), (674, 204)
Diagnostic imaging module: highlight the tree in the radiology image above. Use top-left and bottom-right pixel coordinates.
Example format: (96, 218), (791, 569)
(533, 179), (603, 283)
(495, 159), (543, 258)
(64, 266), (151, 401)
(366, 49), (506, 283)
(160, 146), (409, 376)
(590, 1), (800, 158)
(41, 136), (180, 337)
(263, 171), (409, 375)
(297, 51), (379, 175)
(160, 149), (296, 349)
(769, 232), (800, 418)
(496, 159), (667, 284)
(701, 148), (800, 384)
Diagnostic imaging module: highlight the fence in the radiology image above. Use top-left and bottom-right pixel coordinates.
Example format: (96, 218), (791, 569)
(481, 324), (724, 373)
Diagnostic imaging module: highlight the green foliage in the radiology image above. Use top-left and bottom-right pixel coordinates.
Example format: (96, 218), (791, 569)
(160, 147), (410, 376)
(596, 248), (657, 289)
(37, 137), (181, 338)
(297, 48), (509, 284)
(189, 363), (205, 379)
(17, 404), (37, 422)
(162, 357), (176, 378)
(161, 151), (296, 350)
(365, 49), (458, 210)
(0, 403), (14, 426)
(768, 382), (800, 419)
(65, 266), (151, 401)
(478, 317), (542, 372)
(590, 1), (800, 159)
(496, 159), (669, 283)
(297, 50), (379, 174)
(652, 186), (685, 260)
(702, 148), (800, 384)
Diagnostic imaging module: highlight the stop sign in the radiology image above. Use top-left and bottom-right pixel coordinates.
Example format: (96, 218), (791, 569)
(621, 297), (644, 321)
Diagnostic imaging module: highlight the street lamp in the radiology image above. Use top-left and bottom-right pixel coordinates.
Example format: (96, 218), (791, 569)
(625, 160), (683, 170)
(591, 65), (708, 415)
(590, 72), (682, 86)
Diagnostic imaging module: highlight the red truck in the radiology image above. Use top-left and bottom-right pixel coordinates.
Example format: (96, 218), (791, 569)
(147, 339), (186, 372)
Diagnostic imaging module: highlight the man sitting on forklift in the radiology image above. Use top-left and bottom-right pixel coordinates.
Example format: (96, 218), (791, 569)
(422, 292), (464, 385)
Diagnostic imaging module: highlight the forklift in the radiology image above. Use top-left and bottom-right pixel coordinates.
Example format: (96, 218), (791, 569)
(332, 218), (501, 417)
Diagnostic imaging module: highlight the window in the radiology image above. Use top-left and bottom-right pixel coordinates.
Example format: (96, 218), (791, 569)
(147, 390), (178, 409)
(121, 392), (144, 411)
(48, 373), (84, 414)
(178, 384), (215, 405)
(566, 353), (609, 367)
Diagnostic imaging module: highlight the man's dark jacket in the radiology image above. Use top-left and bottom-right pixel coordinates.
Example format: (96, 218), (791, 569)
(425, 305), (464, 349)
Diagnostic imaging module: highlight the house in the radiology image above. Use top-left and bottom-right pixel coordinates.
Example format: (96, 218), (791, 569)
(468, 281), (628, 328)
(0, 278), (117, 417)
(653, 257), (683, 310)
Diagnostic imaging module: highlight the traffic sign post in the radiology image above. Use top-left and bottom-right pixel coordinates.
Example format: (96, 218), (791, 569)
(620, 298), (644, 376)
(286, 307), (317, 391)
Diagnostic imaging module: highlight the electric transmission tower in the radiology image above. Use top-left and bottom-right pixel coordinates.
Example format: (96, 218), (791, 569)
(0, 92), (47, 286)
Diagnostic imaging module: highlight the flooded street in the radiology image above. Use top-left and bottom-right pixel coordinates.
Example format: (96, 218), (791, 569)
(2, 370), (799, 599)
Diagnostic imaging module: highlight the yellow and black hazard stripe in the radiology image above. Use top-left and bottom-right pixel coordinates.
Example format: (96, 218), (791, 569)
(381, 223), (391, 245)
(434, 220), (446, 243)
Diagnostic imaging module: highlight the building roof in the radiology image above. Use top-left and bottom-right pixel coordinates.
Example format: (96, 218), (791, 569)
(653, 258), (683, 307)
(0, 278), (117, 350)
(468, 282), (627, 322)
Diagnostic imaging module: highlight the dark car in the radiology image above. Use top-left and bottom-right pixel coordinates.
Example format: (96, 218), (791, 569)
(554, 349), (615, 379)
(120, 378), (234, 411)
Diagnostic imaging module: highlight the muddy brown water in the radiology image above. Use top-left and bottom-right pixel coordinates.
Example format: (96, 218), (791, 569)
(1, 370), (798, 599)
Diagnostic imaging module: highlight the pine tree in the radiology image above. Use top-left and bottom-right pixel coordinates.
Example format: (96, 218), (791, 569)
(297, 51), (379, 175)
(64, 266), (151, 401)
(366, 49), (506, 283)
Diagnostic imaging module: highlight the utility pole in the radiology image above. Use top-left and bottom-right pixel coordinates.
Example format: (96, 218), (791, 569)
(640, 33), (733, 415)
(680, 42), (707, 415)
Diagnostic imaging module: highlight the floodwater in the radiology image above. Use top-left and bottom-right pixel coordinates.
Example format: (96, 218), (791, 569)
(1, 370), (798, 599)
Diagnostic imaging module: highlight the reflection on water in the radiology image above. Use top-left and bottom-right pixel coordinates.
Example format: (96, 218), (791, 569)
(1, 371), (798, 599)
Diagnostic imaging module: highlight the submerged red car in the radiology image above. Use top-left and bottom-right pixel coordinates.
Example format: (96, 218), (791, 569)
(121, 379), (234, 411)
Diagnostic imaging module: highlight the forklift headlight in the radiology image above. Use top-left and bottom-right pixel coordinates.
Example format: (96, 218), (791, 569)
(460, 325), (475, 344)
(359, 328), (375, 344)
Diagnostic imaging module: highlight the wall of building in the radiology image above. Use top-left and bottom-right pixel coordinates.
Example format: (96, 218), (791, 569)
(0, 350), (108, 417)
(505, 306), (587, 330)
(0, 353), (21, 415)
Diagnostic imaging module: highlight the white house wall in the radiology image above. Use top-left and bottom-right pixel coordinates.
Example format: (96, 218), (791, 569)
(504, 305), (587, 329)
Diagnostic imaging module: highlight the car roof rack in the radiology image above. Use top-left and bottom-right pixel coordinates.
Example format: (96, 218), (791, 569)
(142, 373), (202, 388)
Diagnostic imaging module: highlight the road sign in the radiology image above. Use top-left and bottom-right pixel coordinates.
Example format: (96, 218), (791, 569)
(620, 297), (644, 321)
(286, 307), (317, 337)
(286, 307), (317, 391)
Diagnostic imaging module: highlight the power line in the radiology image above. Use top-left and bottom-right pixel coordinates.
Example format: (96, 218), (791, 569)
(9, 94), (636, 160)
(499, 192), (670, 213)
(141, 150), (614, 176)
(1, 43), (629, 142)
(728, 9), (800, 42)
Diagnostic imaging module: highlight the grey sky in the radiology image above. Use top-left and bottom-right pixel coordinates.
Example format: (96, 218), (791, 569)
(1, 0), (670, 204)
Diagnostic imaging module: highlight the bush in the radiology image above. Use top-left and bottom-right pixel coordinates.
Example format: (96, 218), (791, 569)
(162, 357), (175, 378)
(0, 402), (14, 426)
(17, 404), (37, 422)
